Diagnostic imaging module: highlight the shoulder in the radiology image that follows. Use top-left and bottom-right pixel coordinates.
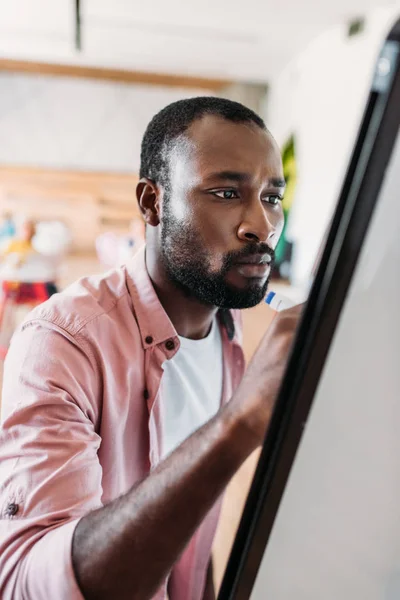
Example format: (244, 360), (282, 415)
(22, 266), (132, 338)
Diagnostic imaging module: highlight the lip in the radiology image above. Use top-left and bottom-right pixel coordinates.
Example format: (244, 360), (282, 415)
(234, 263), (271, 278)
(235, 254), (272, 266)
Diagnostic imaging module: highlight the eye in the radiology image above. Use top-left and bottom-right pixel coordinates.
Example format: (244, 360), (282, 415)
(263, 195), (282, 206)
(213, 190), (239, 200)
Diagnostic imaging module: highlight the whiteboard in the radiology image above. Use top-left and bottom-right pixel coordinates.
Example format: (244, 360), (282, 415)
(218, 18), (400, 600)
(250, 112), (400, 600)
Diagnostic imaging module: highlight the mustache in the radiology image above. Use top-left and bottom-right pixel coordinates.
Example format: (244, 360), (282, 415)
(224, 243), (275, 267)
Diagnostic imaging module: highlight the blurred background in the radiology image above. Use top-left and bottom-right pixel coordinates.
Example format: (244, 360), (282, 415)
(1, 0), (399, 591)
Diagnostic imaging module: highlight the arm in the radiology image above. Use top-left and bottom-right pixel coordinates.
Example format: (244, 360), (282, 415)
(0, 323), (102, 600)
(72, 396), (250, 600)
(72, 306), (302, 600)
(0, 306), (300, 600)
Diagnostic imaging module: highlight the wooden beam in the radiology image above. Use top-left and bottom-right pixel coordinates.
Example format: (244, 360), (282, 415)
(0, 58), (231, 91)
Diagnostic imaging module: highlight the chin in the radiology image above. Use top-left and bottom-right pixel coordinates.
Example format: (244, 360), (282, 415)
(217, 281), (269, 310)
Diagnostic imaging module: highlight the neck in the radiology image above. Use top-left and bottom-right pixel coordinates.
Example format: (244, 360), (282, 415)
(145, 247), (217, 340)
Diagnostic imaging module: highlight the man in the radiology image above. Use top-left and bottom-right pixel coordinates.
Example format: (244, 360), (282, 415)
(0, 97), (301, 600)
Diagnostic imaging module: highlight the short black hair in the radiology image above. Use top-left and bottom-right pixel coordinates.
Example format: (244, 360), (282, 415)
(139, 96), (266, 186)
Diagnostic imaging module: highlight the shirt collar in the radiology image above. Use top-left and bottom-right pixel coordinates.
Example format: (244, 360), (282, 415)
(125, 245), (176, 350)
(125, 245), (239, 349)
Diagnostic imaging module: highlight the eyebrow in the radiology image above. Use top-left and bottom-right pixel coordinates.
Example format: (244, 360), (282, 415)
(270, 177), (286, 188)
(205, 171), (286, 188)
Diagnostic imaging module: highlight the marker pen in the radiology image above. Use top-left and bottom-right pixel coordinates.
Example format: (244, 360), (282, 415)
(265, 290), (297, 312)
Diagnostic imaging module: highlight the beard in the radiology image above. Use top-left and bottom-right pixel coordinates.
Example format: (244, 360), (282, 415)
(160, 203), (275, 309)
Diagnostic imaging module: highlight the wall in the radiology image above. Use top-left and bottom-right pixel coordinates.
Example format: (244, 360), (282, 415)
(0, 71), (269, 175)
(0, 74), (208, 173)
(266, 4), (400, 288)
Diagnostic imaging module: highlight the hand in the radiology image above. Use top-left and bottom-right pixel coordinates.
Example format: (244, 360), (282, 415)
(231, 304), (304, 449)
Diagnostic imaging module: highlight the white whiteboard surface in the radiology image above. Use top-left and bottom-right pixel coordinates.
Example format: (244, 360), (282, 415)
(250, 130), (400, 600)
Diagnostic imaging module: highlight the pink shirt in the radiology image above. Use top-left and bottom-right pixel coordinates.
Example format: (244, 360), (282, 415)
(0, 247), (245, 600)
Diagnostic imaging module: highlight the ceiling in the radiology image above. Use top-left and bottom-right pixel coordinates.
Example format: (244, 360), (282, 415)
(0, 0), (397, 83)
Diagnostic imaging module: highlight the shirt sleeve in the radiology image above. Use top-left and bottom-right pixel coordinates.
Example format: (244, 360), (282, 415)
(0, 319), (103, 599)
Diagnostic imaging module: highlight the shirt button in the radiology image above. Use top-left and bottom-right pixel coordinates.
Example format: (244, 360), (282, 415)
(5, 503), (19, 517)
(145, 336), (153, 345)
(165, 340), (175, 351)
(143, 389), (150, 401)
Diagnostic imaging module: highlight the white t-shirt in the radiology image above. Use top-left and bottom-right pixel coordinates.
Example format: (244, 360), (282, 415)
(160, 318), (223, 460)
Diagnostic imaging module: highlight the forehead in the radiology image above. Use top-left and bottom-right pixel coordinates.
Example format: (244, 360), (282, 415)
(169, 114), (283, 183)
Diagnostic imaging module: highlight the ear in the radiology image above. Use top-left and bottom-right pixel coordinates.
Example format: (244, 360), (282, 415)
(136, 178), (161, 227)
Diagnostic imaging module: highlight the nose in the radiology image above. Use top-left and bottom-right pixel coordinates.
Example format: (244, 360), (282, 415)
(237, 199), (278, 244)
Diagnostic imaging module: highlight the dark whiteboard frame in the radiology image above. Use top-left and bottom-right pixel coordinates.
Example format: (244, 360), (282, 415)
(218, 17), (400, 600)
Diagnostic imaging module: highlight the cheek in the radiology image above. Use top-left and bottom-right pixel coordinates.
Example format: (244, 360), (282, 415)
(271, 209), (285, 246)
(196, 202), (236, 242)
(170, 196), (234, 271)
(165, 196), (192, 223)
(196, 213), (233, 270)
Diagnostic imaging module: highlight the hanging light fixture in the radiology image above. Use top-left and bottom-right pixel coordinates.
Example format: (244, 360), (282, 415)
(75, 0), (82, 51)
